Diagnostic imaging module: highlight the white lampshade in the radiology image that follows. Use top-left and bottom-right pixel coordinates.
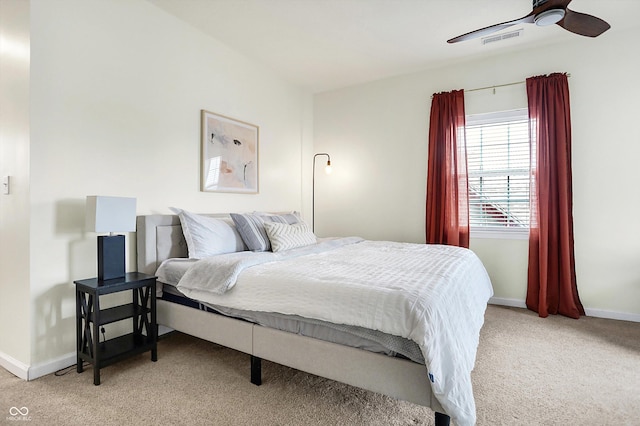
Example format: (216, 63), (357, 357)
(86, 196), (137, 233)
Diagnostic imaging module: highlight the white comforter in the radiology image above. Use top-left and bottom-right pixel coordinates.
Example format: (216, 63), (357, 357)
(175, 238), (493, 426)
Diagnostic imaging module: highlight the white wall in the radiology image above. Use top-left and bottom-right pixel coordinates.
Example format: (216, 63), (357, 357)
(8, 0), (311, 369)
(0, 0), (31, 373)
(314, 27), (640, 318)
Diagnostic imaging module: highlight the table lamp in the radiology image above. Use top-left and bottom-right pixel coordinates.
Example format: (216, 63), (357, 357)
(85, 196), (136, 281)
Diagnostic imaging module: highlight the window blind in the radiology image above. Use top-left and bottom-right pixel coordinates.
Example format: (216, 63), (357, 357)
(466, 109), (530, 229)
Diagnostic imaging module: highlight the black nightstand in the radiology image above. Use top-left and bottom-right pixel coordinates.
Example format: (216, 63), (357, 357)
(74, 272), (157, 385)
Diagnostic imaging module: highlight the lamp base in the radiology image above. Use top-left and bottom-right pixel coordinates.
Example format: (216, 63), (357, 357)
(98, 235), (125, 281)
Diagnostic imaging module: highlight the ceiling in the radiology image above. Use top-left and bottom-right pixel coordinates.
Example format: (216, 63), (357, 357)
(148, 0), (640, 93)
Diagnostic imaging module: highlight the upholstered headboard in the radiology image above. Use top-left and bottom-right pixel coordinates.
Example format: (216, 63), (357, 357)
(137, 215), (183, 275)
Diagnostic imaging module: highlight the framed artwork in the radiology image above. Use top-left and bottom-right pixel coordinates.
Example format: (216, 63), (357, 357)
(201, 110), (259, 193)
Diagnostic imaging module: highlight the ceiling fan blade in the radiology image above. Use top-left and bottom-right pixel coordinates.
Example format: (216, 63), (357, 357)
(557, 8), (610, 37)
(447, 14), (535, 44)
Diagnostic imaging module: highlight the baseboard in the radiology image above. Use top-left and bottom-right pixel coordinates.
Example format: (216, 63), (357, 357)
(0, 351), (29, 380)
(159, 325), (173, 336)
(583, 308), (640, 323)
(28, 352), (76, 380)
(489, 297), (640, 323)
(0, 351), (77, 381)
(3, 328), (171, 381)
(489, 297), (527, 309)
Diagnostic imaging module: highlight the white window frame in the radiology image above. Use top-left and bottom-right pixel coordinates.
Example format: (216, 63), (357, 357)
(466, 109), (530, 240)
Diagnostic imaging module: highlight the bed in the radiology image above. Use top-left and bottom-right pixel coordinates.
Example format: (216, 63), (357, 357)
(136, 212), (493, 426)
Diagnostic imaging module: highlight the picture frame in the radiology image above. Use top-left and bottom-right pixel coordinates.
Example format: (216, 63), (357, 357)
(200, 110), (259, 193)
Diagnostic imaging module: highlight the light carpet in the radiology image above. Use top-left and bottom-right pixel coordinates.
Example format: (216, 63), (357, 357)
(1, 305), (639, 425)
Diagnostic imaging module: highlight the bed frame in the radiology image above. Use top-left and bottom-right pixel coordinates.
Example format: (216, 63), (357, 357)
(136, 214), (450, 425)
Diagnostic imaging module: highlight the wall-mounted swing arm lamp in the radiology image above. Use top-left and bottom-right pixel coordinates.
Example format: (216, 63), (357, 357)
(312, 153), (332, 233)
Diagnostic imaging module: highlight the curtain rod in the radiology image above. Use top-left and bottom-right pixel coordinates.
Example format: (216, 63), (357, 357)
(431, 74), (571, 97)
(466, 73), (571, 94)
(466, 80), (524, 93)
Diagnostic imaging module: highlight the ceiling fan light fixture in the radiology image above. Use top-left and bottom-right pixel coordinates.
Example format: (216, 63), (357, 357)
(448, 2), (609, 44)
(534, 9), (565, 26)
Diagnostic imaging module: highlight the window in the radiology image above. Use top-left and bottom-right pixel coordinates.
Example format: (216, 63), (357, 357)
(466, 109), (530, 236)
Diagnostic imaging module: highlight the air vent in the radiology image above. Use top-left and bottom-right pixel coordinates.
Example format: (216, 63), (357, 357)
(481, 29), (523, 45)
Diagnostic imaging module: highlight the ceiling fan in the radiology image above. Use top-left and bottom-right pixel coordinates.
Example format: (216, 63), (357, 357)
(447, 0), (610, 44)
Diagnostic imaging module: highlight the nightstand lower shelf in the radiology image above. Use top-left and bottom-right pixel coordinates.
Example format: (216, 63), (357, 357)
(78, 333), (157, 370)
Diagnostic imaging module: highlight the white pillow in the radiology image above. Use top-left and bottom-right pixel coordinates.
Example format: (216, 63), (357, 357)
(170, 208), (246, 258)
(263, 221), (316, 252)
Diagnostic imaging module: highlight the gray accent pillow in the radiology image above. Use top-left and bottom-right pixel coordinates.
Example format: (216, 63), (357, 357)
(230, 212), (300, 251)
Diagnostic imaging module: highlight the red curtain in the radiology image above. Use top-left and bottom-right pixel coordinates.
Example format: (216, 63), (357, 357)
(526, 73), (584, 319)
(426, 90), (469, 248)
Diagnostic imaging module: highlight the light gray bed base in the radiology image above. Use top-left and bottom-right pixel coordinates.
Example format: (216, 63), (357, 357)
(136, 214), (444, 416)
